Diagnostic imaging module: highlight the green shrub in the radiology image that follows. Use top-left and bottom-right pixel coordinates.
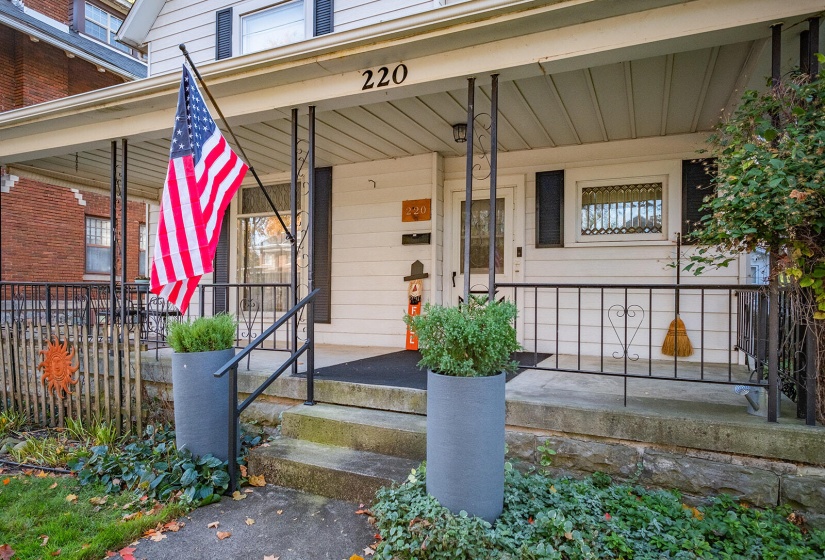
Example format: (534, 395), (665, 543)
(404, 296), (520, 377)
(68, 424), (229, 506)
(0, 409), (25, 438)
(371, 465), (825, 559)
(166, 314), (237, 353)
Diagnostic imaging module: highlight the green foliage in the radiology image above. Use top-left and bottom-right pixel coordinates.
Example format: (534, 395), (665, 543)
(166, 313), (237, 353)
(9, 436), (72, 467)
(0, 409), (25, 438)
(372, 465), (825, 560)
(688, 70), (825, 319)
(66, 417), (124, 448)
(68, 424), (229, 506)
(404, 296), (520, 377)
(0, 475), (183, 560)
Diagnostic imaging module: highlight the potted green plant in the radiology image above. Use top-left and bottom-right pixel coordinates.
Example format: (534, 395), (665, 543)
(167, 314), (237, 461)
(404, 296), (520, 523)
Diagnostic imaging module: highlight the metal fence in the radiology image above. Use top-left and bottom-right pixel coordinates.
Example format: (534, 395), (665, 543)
(498, 282), (816, 423)
(0, 282), (295, 358)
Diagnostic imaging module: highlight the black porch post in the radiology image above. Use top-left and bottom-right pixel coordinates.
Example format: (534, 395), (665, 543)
(291, 108), (299, 374)
(463, 77), (475, 303)
(810, 17), (820, 75)
(305, 106), (316, 405)
(109, 140), (118, 340)
(488, 74), (499, 303)
(120, 139), (128, 333)
(767, 24), (781, 423)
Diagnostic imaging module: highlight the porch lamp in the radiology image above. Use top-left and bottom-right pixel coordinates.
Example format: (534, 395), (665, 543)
(452, 123), (467, 143)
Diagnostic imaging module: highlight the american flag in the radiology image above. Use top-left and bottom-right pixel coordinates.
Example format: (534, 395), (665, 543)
(150, 66), (248, 312)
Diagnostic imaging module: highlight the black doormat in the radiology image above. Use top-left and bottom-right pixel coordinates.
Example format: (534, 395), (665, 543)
(295, 350), (551, 390)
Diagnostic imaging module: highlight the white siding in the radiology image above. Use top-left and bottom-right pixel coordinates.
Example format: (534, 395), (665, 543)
(145, 0), (454, 76)
(314, 153), (438, 347)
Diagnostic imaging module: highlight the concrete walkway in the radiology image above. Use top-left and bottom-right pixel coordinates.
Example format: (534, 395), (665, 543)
(117, 485), (375, 560)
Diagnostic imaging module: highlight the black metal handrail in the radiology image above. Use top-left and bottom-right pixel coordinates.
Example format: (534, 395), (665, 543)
(213, 288), (319, 492)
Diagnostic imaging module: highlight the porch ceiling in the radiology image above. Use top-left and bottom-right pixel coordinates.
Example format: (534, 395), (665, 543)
(1, 0), (819, 202)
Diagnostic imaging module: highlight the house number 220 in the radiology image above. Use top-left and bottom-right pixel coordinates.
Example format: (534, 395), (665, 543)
(362, 64), (408, 90)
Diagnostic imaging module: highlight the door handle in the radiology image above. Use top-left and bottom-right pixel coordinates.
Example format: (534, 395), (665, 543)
(452, 271), (456, 288)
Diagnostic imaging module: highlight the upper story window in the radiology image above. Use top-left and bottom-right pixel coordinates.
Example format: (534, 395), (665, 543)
(84, 2), (130, 53)
(242, 0), (306, 54)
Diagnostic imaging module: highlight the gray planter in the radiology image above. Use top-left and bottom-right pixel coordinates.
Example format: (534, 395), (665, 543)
(171, 348), (235, 461)
(426, 370), (506, 523)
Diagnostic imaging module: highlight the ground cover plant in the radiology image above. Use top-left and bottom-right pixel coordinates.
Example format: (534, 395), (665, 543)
(371, 464), (825, 559)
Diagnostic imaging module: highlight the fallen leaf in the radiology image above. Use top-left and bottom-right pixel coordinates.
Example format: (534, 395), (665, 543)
(207, 521), (220, 529)
(149, 532), (167, 542)
(263, 556), (279, 560)
(349, 555), (364, 560)
(363, 546), (375, 556)
(36, 470), (48, 478)
(528, 516), (534, 524)
(0, 544), (13, 560)
(149, 503), (164, 516)
(119, 546), (137, 560)
(216, 531), (232, 541)
(89, 496), (109, 506)
(248, 474), (266, 487)
(65, 494), (78, 503)
(355, 509), (372, 515)
(50, 550), (61, 556)
(81, 544), (90, 550)
(564, 532), (573, 540)
(276, 510), (283, 515)
(49, 482), (58, 489)
(2, 479), (9, 486)
(244, 488), (254, 493)
(40, 535), (49, 547)
(239, 465), (248, 477)
(245, 518), (255, 526)
(232, 491), (246, 501)
(164, 520), (183, 532)
(22, 469), (33, 475)
(139, 495), (148, 502)
(122, 511), (143, 521)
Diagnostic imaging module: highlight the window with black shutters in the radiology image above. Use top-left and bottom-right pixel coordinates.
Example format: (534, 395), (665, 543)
(215, 8), (233, 60)
(536, 170), (564, 247)
(314, 0), (333, 36)
(681, 158), (716, 243)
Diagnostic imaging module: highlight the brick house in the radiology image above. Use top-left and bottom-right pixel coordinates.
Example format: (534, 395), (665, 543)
(0, 0), (148, 282)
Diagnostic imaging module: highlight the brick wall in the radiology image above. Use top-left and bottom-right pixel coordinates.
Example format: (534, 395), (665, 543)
(0, 28), (15, 112)
(25, 0), (71, 24)
(0, 180), (146, 282)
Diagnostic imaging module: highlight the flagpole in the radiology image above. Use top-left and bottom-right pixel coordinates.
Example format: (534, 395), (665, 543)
(179, 44), (295, 245)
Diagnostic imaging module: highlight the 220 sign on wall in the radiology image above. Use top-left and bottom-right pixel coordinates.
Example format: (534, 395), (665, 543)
(362, 64), (408, 90)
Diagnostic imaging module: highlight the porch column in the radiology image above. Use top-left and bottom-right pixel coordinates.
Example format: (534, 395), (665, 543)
(767, 24), (782, 423)
(109, 140), (117, 340)
(290, 107), (299, 373)
(463, 77), (475, 303)
(809, 17), (820, 75)
(305, 106), (316, 405)
(487, 74), (499, 303)
(120, 139), (128, 332)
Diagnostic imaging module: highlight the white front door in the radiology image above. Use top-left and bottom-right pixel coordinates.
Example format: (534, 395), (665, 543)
(449, 187), (515, 305)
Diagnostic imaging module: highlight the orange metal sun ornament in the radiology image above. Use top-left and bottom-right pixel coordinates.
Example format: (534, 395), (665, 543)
(37, 337), (80, 398)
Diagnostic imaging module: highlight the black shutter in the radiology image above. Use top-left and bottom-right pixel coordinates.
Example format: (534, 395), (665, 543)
(314, 0), (333, 36)
(213, 212), (230, 313)
(313, 167), (333, 323)
(216, 8), (233, 60)
(536, 170), (564, 247)
(682, 158), (716, 243)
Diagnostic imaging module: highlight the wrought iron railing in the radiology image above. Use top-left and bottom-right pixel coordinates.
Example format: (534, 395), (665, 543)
(0, 282), (295, 359)
(496, 282), (815, 424)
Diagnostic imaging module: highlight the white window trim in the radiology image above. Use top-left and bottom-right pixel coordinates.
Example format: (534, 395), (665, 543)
(233, 0), (314, 56)
(564, 160), (681, 247)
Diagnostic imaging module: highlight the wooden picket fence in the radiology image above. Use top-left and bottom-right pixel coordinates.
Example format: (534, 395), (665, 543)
(0, 322), (142, 435)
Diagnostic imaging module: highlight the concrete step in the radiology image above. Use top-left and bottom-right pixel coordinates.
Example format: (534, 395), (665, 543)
(248, 438), (418, 504)
(280, 403), (426, 460)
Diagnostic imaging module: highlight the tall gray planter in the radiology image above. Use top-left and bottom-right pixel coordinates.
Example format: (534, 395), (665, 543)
(426, 370), (506, 523)
(172, 348), (235, 461)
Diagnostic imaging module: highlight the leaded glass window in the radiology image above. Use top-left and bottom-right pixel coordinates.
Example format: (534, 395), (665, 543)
(460, 198), (504, 274)
(580, 183), (663, 236)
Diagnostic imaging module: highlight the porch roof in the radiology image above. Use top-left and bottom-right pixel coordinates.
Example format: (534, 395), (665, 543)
(0, 0), (820, 201)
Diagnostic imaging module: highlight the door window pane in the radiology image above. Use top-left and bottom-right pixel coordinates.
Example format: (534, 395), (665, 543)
(459, 198), (504, 274)
(242, 0), (305, 54)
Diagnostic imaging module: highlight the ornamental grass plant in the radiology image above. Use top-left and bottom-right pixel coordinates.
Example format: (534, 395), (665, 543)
(404, 296), (520, 377)
(166, 314), (237, 353)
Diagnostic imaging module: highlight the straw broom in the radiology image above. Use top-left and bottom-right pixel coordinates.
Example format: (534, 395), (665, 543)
(662, 233), (693, 357)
